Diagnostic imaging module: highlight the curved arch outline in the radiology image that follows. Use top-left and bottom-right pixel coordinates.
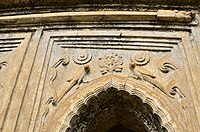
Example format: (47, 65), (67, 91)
(42, 74), (182, 132)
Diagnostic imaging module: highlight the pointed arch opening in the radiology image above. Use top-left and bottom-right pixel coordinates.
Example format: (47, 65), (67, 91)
(66, 88), (168, 132)
(43, 75), (179, 132)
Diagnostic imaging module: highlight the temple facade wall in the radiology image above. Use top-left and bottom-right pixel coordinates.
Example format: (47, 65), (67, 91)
(0, 7), (200, 132)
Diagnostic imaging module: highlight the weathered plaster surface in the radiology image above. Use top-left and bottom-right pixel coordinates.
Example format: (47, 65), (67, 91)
(0, 8), (199, 132)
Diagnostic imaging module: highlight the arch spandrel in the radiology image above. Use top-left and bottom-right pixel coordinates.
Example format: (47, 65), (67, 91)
(42, 74), (183, 132)
(39, 32), (192, 132)
(0, 4), (199, 132)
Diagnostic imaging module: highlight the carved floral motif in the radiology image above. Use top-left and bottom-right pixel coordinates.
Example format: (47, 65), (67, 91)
(98, 53), (123, 74)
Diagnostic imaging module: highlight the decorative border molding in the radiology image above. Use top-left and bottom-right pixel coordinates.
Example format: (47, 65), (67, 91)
(55, 35), (180, 52)
(0, 10), (195, 25)
(0, 32), (33, 131)
(55, 74), (178, 132)
(33, 30), (197, 132)
(0, 38), (24, 54)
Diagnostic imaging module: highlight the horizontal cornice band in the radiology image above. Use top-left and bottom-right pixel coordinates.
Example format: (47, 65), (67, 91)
(0, 10), (194, 25)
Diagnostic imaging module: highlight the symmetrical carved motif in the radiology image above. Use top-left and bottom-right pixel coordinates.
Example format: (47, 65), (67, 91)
(56, 65), (90, 104)
(159, 53), (177, 73)
(41, 50), (70, 129)
(98, 53), (123, 74)
(41, 64), (90, 130)
(158, 53), (186, 103)
(129, 52), (173, 98)
(41, 63), (90, 131)
(48, 51), (70, 105)
(130, 52), (150, 66)
(159, 62), (177, 73)
(43, 30), (191, 131)
(73, 51), (92, 65)
(0, 7), (198, 132)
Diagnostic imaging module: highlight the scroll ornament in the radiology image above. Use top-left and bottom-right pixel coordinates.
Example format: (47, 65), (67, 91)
(129, 52), (174, 98)
(41, 51), (70, 130)
(158, 53), (177, 73)
(165, 80), (186, 108)
(159, 55), (187, 108)
(157, 53), (186, 104)
(41, 49), (91, 130)
(49, 56), (70, 106)
(159, 62), (177, 73)
(41, 64), (90, 130)
(98, 53), (123, 75)
(0, 62), (7, 70)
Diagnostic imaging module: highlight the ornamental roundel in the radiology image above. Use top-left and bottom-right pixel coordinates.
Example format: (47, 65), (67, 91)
(130, 52), (150, 66)
(73, 51), (92, 65)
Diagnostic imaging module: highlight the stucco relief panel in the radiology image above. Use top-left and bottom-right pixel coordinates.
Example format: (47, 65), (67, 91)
(36, 29), (194, 132)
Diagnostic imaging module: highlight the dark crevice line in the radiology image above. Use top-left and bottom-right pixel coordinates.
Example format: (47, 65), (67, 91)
(0, 49), (12, 52)
(54, 39), (179, 44)
(57, 43), (174, 48)
(59, 46), (172, 51)
(0, 42), (22, 45)
(51, 35), (181, 40)
(0, 45), (18, 49)
(0, 38), (24, 41)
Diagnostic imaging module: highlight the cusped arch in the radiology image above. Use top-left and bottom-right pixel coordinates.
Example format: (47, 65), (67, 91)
(43, 74), (182, 132)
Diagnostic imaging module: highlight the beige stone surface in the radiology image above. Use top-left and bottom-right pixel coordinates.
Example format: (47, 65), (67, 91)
(0, 10), (194, 26)
(0, 9), (200, 132)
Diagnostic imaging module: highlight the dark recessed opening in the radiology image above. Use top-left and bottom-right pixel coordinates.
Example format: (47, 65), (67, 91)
(107, 124), (135, 132)
(67, 88), (166, 132)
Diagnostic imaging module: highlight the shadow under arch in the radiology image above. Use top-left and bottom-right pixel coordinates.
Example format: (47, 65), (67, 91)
(67, 88), (168, 132)
(42, 74), (180, 132)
